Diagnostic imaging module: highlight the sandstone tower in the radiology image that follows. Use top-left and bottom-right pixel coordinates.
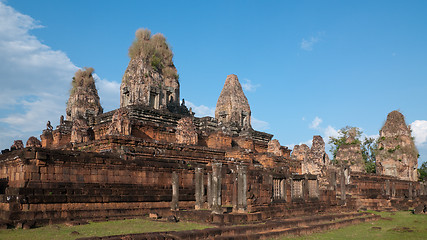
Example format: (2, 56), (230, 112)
(66, 67), (103, 122)
(376, 110), (418, 181)
(120, 29), (180, 110)
(335, 128), (365, 172)
(215, 74), (251, 130)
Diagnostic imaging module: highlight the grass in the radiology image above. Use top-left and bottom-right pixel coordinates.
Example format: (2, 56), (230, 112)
(0, 218), (212, 240)
(277, 211), (427, 240)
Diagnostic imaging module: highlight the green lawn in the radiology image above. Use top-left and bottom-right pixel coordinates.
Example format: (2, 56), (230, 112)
(279, 211), (427, 240)
(0, 218), (212, 240)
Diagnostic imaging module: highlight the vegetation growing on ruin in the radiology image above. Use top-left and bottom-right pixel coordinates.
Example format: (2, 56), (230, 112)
(329, 126), (377, 173)
(70, 67), (96, 95)
(128, 28), (179, 80)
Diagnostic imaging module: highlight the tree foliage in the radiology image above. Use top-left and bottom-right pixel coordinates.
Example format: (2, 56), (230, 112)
(419, 162), (427, 181)
(329, 126), (377, 173)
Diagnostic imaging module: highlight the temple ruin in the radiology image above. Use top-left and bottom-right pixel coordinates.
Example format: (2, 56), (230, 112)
(0, 29), (425, 237)
(376, 110), (419, 181)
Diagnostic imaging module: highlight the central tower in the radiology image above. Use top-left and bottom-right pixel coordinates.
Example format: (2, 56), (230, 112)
(120, 29), (180, 110)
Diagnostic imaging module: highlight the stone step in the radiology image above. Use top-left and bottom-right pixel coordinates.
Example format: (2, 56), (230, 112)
(76, 212), (380, 240)
(216, 214), (380, 240)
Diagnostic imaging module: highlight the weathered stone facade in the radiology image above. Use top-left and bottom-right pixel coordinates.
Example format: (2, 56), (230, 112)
(215, 74), (251, 131)
(10, 140), (24, 151)
(120, 29), (181, 112)
(176, 117), (198, 145)
(376, 110), (418, 181)
(291, 144), (310, 162)
(335, 129), (365, 172)
(66, 68), (103, 122)
(292, 136), (329, 175)
(25, 136), (41, 148)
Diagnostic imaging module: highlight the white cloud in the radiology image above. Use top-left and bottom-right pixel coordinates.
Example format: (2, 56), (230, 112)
(241, 79), (260, 92)
(411, 120), (427, 146)
(0, 3), (120, 150)
(94, 74), (120, 112)
(185, 101), (215, 118)
(323, 125), (339, 140)
(252, 117), (269, 131)
(309, 116), (322, 129)
(301, 37), (319, 51)
(300, 32), (324, 51)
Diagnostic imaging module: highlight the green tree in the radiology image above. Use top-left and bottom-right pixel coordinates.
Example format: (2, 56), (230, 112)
(361, 137), (377, 173)
(418, 162), (427, 181)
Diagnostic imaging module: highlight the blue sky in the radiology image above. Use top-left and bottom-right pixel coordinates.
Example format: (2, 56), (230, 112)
(0, 1), (426, 166)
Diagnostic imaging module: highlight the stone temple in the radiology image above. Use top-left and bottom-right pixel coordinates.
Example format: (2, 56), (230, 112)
(0, 29), (425, 237)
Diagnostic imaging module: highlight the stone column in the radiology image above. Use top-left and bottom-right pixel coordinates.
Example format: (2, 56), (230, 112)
(237, 165), (247, 213)
(211, 162), (222, 214)
(195, 167), (203, 210)
(281, 179), (286, 201)
(171, 171), (179, 211)
(207, 172), (212, 209)
(303, 175), (309, 201)
(385, 180), (390, 196)
(340, 169), (346, 203)
(391, 182), (396, 198)
(409, 182), (413, 200)
(232, 170), (238, 212)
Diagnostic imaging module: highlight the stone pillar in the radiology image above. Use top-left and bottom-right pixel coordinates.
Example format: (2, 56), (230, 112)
(211, 162), (222, 214)
(409, 182), (413, 200)
(207, 172), (212, 209)
(171, 171), (179, 210)
(232, 170), (238, 212)
(303, 175), (309, 201)
(281, 179), (286, 201)
(237, 165), (247, 213)
(391, 182), (396, 198)
(195, 167), (203, 210)
(340, 169), (346, 203)
(385, 180), (390, 196)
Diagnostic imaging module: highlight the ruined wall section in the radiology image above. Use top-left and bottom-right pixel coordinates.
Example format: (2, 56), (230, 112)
(376, 111), (418, 181)
(292, 136), (329, 176)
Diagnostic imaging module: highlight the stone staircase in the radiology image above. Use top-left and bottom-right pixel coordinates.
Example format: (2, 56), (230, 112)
(78, 211), (380, 240)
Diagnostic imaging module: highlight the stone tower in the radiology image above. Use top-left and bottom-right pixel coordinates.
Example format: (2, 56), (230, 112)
(66, 67), (103, 122)
(120, 29), (180, 110)
(215, 74), (251, 130)
(376, 110), (418, 181)
(335, 128), (365, 172)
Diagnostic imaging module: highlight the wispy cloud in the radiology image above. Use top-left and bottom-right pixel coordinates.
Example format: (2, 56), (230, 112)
(0, 2), (119, 150)
(309, 116), (323, 129)
(300, 32), (324, 51)
(93, 74), (120, 112)
(252, 117), (269, 131)
(241, 79), (260, 92)
(185, 101), (215, 118)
